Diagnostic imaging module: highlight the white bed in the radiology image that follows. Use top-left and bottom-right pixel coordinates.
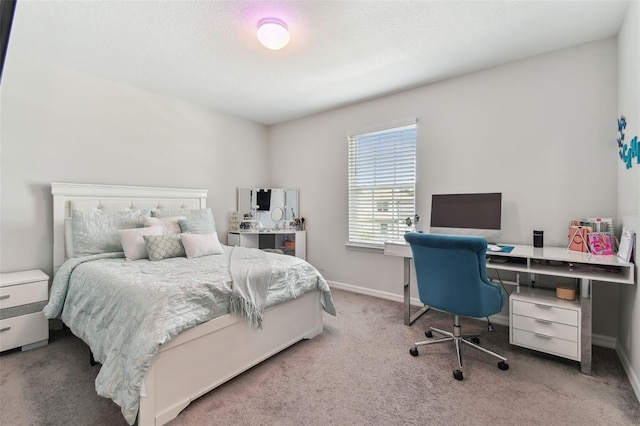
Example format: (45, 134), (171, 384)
(51, 182), (329, 426)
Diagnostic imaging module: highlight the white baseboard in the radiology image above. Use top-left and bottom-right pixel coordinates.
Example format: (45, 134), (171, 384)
(328, 280), (416, 305)
(489, 312), (509, 327)
(592, 333), (616, 349)
(616, 343), (640, 403)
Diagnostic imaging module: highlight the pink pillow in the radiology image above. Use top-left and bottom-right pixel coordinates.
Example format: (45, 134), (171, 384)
(143, 216), (186, 235)
(181, 232), (224, 258)
(118, 226), (163, 261)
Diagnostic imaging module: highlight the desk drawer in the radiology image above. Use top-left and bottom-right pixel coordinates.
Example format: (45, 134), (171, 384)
(0, 280), (48, 310)
(0, 311), (48, 352)
(511, 328), (579, 361)
(511, 314), (578, 342)
(511, 299), (578, 326)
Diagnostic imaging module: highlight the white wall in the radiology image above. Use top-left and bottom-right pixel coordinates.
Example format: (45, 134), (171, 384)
(0, 54), (269, 278)
(269, 38), (620, 337)
(616, 0), (640, 400)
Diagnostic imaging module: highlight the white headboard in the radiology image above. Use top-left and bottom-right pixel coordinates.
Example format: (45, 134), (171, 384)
(51, 183), (208, 273)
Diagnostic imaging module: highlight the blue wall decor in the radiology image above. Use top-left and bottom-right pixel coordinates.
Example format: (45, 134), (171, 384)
(617, 115), (639, 169)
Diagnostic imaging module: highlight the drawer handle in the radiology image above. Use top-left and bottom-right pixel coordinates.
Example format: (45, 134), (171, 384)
(0, 326), (10, 332)
(534, 303), (552, 309)
(0, 295), (9, 300)
(534, 332), (552, 339)
(535, 319), (552, 324)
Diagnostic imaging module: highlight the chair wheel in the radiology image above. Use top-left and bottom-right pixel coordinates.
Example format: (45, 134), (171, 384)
(498, 361), (509, 371)
(425, 330), (433, 338)
(453, 369), (463, 380)
(409, 347), (419, 356)
(470, 337), (480, 344)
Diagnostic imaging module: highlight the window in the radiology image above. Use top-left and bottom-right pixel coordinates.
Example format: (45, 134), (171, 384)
(347, 121), (417, 248)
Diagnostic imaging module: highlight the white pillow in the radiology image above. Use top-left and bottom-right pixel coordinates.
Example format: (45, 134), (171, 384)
(143, 216), (186, 235)
(118, 226), (163, 261)
(181, 232), (224, 258)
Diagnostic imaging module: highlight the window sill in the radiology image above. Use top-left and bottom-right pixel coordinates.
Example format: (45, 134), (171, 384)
(345, 243), (385, 254)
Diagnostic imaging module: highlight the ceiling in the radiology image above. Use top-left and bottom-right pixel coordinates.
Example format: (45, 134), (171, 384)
(8, 0), (630, 125)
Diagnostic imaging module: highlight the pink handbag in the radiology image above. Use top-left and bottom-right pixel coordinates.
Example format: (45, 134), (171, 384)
(568, 225), (591, 252)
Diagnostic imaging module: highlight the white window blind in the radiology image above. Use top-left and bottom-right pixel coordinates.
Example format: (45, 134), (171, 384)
(348, 122), (416, 248)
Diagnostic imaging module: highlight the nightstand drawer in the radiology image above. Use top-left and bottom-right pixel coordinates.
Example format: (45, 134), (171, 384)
(511, 314), (578, 342)
(511, 299), (578, 326)
(227, 233), (240, 247)
(0, 311), (49, 352)
(0, 280), (48, 310)
(511, 328), (579, 361)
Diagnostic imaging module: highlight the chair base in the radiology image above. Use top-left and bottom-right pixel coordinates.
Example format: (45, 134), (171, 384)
(409, 315), (508, 380)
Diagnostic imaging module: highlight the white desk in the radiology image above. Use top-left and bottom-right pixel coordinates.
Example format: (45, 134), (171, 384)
(384, 240), (635, 374)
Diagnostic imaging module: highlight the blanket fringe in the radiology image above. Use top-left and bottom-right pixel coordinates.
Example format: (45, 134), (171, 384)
(230, 294), (264, 329)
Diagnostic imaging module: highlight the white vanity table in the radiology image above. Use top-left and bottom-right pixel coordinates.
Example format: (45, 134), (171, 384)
(228, 230), (306, 260)
(230, 187), (306, 259)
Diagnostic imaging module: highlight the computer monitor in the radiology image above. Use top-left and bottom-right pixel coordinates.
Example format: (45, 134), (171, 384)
(430, 192), (502, 240)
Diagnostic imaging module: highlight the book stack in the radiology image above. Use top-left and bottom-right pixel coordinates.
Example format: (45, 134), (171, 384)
(568, 218), (614, 254)
(581, 217), (613, 233)
(567, 218), (636, 261)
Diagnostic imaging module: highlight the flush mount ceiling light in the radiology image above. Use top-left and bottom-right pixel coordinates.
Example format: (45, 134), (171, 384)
(257, 17), (290, 50)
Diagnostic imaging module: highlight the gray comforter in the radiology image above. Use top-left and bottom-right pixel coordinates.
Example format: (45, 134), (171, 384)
(44, 246), (335, 424)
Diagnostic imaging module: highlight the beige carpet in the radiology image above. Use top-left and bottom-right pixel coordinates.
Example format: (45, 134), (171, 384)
(1, 288), (639, 425)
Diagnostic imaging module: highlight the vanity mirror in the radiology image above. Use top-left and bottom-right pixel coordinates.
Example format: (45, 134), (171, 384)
(237, 187), (298, 229)
(270, 207), (284, 222)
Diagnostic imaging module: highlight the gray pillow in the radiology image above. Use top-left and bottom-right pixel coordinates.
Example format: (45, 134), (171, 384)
(152, 208), (215, 231)
(178, 218), (216, 234)
(72, 210), (147, 257)
(143, 234), (186, 261)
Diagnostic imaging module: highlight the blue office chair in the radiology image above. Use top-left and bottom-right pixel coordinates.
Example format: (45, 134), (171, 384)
(404, 232), (509, 380)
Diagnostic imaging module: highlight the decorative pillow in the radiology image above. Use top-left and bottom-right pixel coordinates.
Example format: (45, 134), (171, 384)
(152, 208), (215, 232)
(181, 232), (224, 258)
(178, 218), (216, 235)
(71, 210), (148, 257)
(143, 234), (186, 261)
(118, 226), (163, 261)
(143, 216), (186, 235)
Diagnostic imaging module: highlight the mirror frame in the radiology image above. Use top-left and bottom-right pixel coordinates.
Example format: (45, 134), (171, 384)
(270, 207), (284, 222)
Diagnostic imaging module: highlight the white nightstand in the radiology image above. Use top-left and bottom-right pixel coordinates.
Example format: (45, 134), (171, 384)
(0, 270), (49, 352)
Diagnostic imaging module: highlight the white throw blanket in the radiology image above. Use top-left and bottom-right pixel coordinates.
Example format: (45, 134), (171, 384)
(229, 246), (272, 328)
